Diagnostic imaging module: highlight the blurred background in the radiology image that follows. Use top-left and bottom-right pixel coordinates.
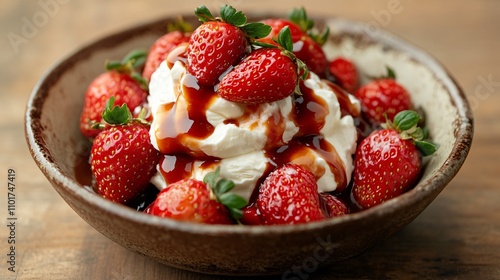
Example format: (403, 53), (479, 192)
(1, 0), (499, 279)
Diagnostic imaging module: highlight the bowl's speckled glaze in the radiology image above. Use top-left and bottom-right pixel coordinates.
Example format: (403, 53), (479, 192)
(25, 14), (473, 276)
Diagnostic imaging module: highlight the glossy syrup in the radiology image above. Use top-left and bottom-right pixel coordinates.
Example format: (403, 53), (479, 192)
(153, 68), (363, 200)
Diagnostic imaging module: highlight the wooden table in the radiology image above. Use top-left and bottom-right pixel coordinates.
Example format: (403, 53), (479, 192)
(1, 0), (499, 279)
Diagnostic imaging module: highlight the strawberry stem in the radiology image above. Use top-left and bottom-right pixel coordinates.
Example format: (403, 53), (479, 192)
(105, 50), (149, 90)
(194, 5), (271, 39)
(101, 96), (133, 125)
(167, 16), (193, 33)
(383, 110), (439, 156)
(92, 97), (150, 129)
(289, 7), (314, 32)
(288, 7), (329, 45)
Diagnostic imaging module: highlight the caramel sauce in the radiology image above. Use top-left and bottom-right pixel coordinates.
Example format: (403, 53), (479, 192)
(293, 83), (329, 135)
(154, 72), (217, 157)
(265, 135), (347, 191)
(323, 80), (361, 118)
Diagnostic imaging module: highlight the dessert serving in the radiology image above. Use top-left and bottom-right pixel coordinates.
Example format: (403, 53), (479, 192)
(26, 3), (472, 275)
(79, 5), (436, 225)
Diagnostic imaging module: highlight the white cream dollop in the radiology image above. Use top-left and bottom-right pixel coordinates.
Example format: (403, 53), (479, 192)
(148, 60), (359, 201)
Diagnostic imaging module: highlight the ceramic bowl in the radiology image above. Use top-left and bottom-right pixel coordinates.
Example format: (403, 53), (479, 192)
(25, 13), (473, 276)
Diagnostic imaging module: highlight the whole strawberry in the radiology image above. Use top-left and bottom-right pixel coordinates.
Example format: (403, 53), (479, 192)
(217, 26), (308, 104)
(187, 5), (271, 87)
(142, 20), (192, 81)
(257, 164), (326, 225)
(80, 50), (148, 138)
(90, 97), (161, 204)
(259, 8), (329, 75)
(355, 68), (412, 125)
(352, 110), (438, 209)
(327, 57), (359, 93)
(147, 168), (247, 224)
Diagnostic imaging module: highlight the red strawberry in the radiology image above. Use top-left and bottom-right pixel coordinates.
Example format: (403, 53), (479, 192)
(259, 8), (328, 75)
(142, 21), (192, 81)
(259, 19), (306, 44)
(352, 110), (438, 209)
(80, 50), (148, 138)
(257, 164), (326, 225)
(186, 5), (271, 87)
(147, 168), (247, 224)
(328, 57), (359, 93)
(217, 26), (308, 104)
(320, 193), (349, 217)
(355, 68), (412, 125)
(90, 97), (161, 204)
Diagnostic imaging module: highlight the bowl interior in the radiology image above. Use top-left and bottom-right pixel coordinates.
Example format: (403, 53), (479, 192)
(25, 14), (473, 275)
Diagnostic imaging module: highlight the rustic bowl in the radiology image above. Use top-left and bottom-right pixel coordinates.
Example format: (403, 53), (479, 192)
(25, 13), (473, 276)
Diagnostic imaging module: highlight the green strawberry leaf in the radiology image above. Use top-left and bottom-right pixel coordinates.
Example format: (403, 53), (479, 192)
(309, 27), (330, 45)
(240, 22), (272, 39)
(203, 167), (248, 221)
(277, 26), (294, 52)
(106, 50), (147, 72)
(203, 167), (220, 190)
(220, 5), (246, 26)
(415, 140), (439, 156)
(251, 40), (277, 49)
(386, 66), (397, 80)
(408, 127), (425, 141)
(288, 7), (314, 32)
(228, 208), (243, 220)
(385, 110), (439, 156)
(194, 5), (215, 23)
(289, 7), (329, 46)
(131, 72), (148, 90)
(216, 178), (235, 195)
(121, 50), (148, 68)
(218, 193), (247, 209)
(393, 110), (420, 131)
(101, 96), (132, 125)
(105, 50), (148, 91)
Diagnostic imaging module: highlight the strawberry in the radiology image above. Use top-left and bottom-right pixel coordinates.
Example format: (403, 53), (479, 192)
(147, 168), (247, 224)
(80, 50), (148, 138)
(217, 26), (308, 104)
(352, 110), (438, 209)
(355, 68), (412, 125)
(320, 193), (349, 217)
(259, 8), (329, 75)
(327, 57), (359, 93)
(142, 20), (192, 81)
(90, 97), (161, 204)
(257, 164), (326, 225)
(186, 5), (271, 87)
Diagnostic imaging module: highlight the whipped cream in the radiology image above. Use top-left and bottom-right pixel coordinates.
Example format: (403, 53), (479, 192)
(148, 59), (359, 201)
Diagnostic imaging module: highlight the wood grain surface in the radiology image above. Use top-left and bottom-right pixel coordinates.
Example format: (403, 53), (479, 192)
(1, 0), (499, 279)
